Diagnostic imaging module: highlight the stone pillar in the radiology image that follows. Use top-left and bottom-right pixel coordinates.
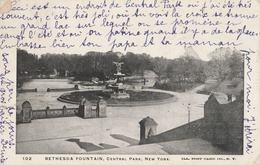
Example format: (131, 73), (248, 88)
(78, 97), (92, 118)
(96, 97), (107, 118)
(21, 101), (32, 123)
(78, 97), (86, 117)
(46, 106), (50, 118)
(63, 105), (67, 116)
(139, 116), (158, 144)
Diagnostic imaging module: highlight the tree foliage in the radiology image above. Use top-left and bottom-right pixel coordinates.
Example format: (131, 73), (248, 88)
(17, 50), (154, 81)
(17, 49), (38, 76)
(167, 56), (206, 83)
(205, 47), (243, 81)
(18, 47), (242, 92)
(151, 57), (168, 81)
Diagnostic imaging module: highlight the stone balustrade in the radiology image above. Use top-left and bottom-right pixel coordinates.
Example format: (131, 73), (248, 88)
(18, 98), (107, 124)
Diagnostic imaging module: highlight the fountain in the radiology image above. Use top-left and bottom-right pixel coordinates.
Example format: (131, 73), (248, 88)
(57, 61), (175, 105)
(107, 62), (130, 99)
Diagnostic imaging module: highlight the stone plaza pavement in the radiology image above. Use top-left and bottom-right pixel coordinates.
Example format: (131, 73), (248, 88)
(16, 89), (210, 154)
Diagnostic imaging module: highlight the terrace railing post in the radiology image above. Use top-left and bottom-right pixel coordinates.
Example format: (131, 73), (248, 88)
(21, 101), (32, 123)
(78, 97), (92, 119)
(46, 106), (50, 118)
(96, 97), (107, 118)
(63, 105), (67, 117)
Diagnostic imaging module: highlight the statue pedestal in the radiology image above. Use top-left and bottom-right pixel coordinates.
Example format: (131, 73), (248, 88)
(109, 83), (130, 99)
(108, 62), (130, 99)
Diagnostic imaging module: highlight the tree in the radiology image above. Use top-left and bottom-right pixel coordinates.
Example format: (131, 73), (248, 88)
(121, 52), (140, 75)
(205, 47), (232, 81)
(137, 53), (153, 77)
(152, 57), (168, 81)
(102, 51), (119, 77)
(17, 49), (38, 76)
(17, 49), (38, 87)
(167, 58), (187, 83)
(227, 48), (244, 79)
(85, 51), (104, 70)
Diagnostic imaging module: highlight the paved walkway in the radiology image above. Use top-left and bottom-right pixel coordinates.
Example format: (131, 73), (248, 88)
(89, 138), (229, 155)
(17, 87), (209, 154)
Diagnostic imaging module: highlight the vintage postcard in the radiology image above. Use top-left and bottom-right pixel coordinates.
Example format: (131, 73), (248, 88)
(0, 0), (259, 164)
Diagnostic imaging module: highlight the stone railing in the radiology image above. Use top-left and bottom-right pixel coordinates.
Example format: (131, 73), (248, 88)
(46, 87), (77, 92)
(18, 98), (107, 124)
(18, 85), (79, 93)
(18, 88), (38, 93)
(32, 106), (79, 119)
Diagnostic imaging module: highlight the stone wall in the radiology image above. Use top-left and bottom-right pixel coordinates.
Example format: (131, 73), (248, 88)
(147, 119), (205, 143)
(142, 92), (243, 154)
(203, 93), (243, 153)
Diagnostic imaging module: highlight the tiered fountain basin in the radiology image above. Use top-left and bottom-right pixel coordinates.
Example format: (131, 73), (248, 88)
(58, 90), (176, 107)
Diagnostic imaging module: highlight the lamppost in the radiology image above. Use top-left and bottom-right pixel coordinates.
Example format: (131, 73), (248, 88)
(187, 103), (191, 123)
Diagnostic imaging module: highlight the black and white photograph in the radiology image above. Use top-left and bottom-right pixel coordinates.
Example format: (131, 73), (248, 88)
(16, 47), (244, 155)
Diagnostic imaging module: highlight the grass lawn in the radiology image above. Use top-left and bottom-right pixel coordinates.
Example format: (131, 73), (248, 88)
(59, 90), (174, 104)
(200, 78), (243, 96)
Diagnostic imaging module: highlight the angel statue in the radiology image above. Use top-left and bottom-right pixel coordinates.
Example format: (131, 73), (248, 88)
(113, 62), (124, 74)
